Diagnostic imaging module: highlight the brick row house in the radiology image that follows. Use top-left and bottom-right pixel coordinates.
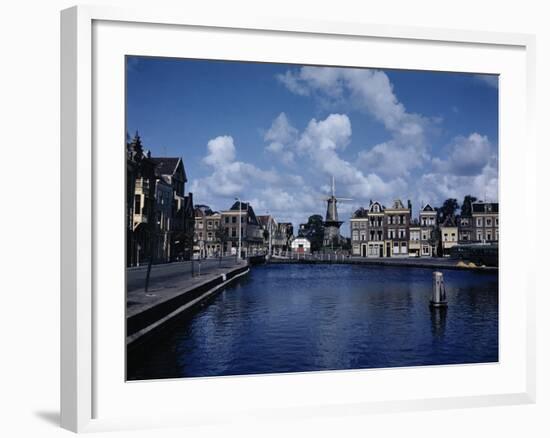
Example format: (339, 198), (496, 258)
(220, 201), (265, 258)
(384, 200), (411, 257)
(193, 204), (294, 259)
(193, 205), (222, 258)
(350, 199), (498, 258)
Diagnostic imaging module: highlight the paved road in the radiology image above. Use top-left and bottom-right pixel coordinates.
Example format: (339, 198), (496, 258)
(126, 256), (242, 293)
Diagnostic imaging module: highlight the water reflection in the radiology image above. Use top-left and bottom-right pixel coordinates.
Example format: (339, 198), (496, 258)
(430, 307), (447, 339)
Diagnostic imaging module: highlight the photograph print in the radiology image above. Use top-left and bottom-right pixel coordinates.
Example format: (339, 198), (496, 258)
(125, 56), (499, 381)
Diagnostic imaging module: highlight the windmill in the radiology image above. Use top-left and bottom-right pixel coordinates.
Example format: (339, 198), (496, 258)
(322, 176), (352, 249)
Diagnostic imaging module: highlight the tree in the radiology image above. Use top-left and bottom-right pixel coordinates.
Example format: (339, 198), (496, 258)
(438, 198), (459, 223)
(215, 225), (229, 266)
(301, 214), (324, 252)
(460, 195), (477, 217)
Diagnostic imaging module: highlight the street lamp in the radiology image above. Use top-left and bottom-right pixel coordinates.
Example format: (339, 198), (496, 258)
(235, 196), (242, 261)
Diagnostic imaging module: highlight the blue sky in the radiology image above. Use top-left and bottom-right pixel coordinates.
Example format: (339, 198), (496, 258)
(126, 56), (498, 233)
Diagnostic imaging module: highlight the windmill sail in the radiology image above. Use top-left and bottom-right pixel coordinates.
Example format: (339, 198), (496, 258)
(322, 177), (352, 248)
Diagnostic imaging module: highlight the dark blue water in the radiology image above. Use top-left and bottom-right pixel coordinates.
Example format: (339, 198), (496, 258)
(128, 264), (498, 380)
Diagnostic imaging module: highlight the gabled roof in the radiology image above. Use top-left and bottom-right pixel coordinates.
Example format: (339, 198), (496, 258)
(390, 199), (405, 209)
(150, 157), (187, 182)
(441, 215), (457, 227)
(257, 215), (271, 227)
(421, 203), (435, 212)
(368, 201), (384, 213)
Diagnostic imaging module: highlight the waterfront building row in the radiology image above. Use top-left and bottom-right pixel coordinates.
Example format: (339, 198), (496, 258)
(193, 202), (294, 259)
(350, 199), (498, 258)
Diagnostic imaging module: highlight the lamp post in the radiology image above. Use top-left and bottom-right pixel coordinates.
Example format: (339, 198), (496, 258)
(235, 197), (242, 261)
(266, 210), (272, 259)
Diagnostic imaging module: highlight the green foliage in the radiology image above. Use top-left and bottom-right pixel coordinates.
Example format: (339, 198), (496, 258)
(300, 214), (324, 251)
(438, 198), (459, 223)
(460, 195), (477, 217)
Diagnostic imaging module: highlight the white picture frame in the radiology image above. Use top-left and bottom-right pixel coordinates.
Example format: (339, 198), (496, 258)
(60, 4), (536, 433)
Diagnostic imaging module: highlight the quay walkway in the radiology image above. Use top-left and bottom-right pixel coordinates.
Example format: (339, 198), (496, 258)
(269, 254), (498, 271)
(127, 256), (249, 352)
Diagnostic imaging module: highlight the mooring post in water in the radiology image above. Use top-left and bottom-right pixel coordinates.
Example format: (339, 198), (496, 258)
(430, 271), (448, 308)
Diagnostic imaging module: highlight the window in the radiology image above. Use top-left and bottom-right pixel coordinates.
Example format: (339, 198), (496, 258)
(360, 221), (366, 228)
(232, 216), (236, 223)
(401, 242), (407, 254)
(231, 229), (236, 237)
(486, 218), (492, 227)
(224, 216), (229, 224)
(352, 222), (359, 229)
(393, 241), (399, 254)
(476, 218), (482, 227)
(443, 233), (448, 241)
(496, 218), (499, 226)
(134, 195), (141, 214)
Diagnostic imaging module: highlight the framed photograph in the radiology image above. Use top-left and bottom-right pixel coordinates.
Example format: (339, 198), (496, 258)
(61, 5), (536, 432)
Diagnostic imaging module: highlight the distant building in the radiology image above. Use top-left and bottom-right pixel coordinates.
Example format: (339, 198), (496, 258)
(291, 237), (311, 254)
(194, 205), (222, 258)
(350, 207), (368, 257)
(472, 201), (499, 243)
(440, 215), (458, 256)
(409, 219), (421, 257)
(419, 204), (437, 257)
(367, 201), (386, 257)
(384, 200), (411, 257)
(221, 202), (264, 257)
(258, 215), (286, 255)
(277, 222), (294, 252)
(150, 157), (194, 261)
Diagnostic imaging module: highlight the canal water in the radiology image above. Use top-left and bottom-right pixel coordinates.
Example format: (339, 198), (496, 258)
(128, 264), (498, 380)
